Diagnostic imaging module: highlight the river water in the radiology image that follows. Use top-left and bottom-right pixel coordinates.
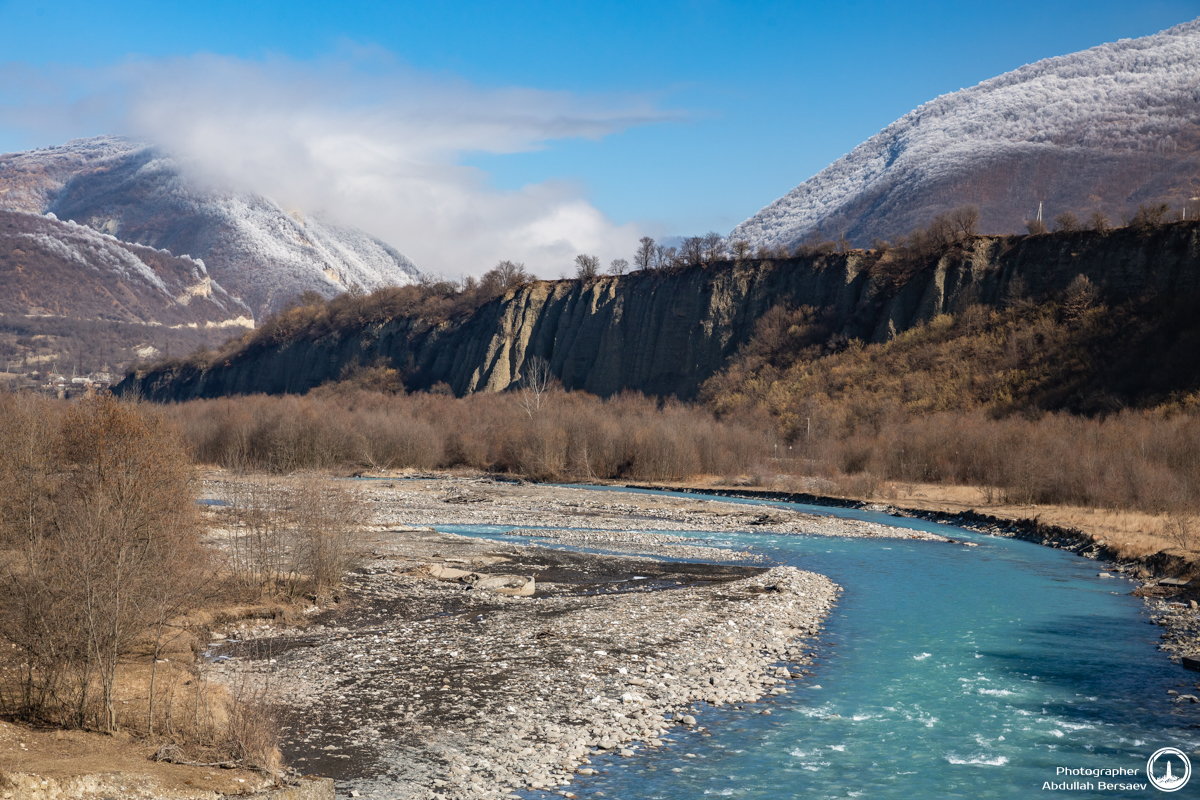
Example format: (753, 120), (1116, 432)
(444, 487), (1199, 799)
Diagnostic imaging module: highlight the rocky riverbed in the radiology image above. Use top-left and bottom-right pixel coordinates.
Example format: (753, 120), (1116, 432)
(196, 473), (960, 798)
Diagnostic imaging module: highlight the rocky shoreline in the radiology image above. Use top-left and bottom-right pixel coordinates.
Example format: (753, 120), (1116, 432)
(199, 473), (1200, 799)
(630, 482), (1200, 686)
(198, 474), (953, 798)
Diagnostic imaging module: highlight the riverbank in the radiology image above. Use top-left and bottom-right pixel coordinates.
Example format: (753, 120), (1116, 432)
(196, 471), (968, 798)
(613, 477), (1200, 678)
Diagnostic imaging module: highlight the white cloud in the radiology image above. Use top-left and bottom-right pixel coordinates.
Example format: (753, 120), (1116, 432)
(1, 48), (677, 276)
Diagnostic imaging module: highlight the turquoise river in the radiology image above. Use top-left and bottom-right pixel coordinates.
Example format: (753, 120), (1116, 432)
(437, 486), (1199, 799)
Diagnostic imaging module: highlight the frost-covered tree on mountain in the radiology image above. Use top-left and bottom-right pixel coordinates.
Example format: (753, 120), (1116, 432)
(730, 19), (1200, 249)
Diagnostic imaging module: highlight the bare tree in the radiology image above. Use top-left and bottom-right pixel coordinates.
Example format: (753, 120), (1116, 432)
(1004, 275), (1029, 309)
(60, 397), (207, 733)
(1162, 511), (1198, 551)
(1088, 211), (1111, 232)
(730, 240), (752, 261)
(574, 254), (600, 279)
(654, 244), (678, 269)
(634, 237), (656, 271)
(517, 355), (555, 417)
(946, 205), (980, 239)
(679, 237), (705, 266)
(1053, 211), (1080, 233)
(481, 260), (532, 294)
(0, 396), (207, 733)
(608, 258), (629, 276)
(1025, 219), (1048, 235)
(1063, 274), (1099, 320)
(701, 232), (724, 263)
(1130, 202), (1171, 230)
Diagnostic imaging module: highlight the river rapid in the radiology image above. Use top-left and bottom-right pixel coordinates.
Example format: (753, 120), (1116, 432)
(465, 487), (1198, 800)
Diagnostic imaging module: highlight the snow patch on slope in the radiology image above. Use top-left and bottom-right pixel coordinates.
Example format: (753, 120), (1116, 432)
(22, 222), (170, 294)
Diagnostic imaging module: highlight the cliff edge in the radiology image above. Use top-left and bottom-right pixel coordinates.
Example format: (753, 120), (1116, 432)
(117, 223), (1200, 403)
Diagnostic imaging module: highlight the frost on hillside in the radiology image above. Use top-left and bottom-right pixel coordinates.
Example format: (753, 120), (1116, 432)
(730, 19), (1200, 249)
(0, 209), (251, 325)
(0, 136), (421, 317)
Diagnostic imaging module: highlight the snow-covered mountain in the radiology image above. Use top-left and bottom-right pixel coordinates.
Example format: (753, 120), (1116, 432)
(731, 19), (1200, 249)
(0, 136), (420, 319)
(0, 209), (251, 326)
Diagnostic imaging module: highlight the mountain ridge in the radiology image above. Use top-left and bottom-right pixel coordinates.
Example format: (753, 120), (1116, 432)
(0, 136), (421, 318)
(731, 19), (1200, 249)
(0, 209), (250, 327)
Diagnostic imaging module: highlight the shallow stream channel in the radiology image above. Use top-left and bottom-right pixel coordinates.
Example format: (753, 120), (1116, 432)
(443, 487), (1198, 799)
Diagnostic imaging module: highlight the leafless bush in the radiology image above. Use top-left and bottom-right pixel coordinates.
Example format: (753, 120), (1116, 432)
(1129, 202), (1171, 230)
(224, 477), (363, 603)
(1063, 274), (1099, 320)
(1161, 511), (1198, 551)
(220, 645), (283, 775)
(574, 254), (600, 279)
(0, 394), (208, 732)
(169, 388), (766, 484)
(1054, 211), (1080, 232)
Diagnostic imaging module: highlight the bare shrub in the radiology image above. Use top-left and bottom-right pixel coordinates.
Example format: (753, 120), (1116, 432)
(1026, 219), (1048, 235)
(574, 254), (600, 279)
(1129, 202), (1171, 230)
(218, 644), (283, 774)
(0, 394), (207, 732)
(1088, 211), (1111, 232)
(1162, 511), (1198, 551)
(1063, 274), (1099, 320)
(224, 477), (363, 603)
(945, 205), (980, 238)
(1054, 211), (1080, 232)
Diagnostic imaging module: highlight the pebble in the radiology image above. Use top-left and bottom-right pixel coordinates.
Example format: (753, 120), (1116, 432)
(201, 474), (845, 800)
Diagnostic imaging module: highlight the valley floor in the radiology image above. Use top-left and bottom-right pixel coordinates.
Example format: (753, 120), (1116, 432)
(9, 471), (1200, 799)
(196, 472), (930, 799)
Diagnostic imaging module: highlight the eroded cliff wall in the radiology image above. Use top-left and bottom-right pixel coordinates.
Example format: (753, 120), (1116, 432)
(118, 223), (1200, 403)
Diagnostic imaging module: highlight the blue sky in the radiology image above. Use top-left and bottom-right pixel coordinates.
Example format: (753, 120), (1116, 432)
(0, 0), (1197, 275)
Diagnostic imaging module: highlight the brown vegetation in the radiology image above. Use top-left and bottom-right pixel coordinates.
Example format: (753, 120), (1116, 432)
(219, 476), (365, 604)
(168, 389), (767, 483)
(698, 280), (1200, 536)
(0, 393), (285, 773)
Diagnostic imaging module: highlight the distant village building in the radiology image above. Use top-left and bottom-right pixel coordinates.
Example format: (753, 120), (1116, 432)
(42, 372), (112, 398)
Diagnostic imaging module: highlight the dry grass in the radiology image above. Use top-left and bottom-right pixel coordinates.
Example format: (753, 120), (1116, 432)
(869, 481), (1193, 560)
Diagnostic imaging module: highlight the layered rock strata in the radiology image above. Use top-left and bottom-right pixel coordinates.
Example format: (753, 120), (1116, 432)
(121, 223), (1200, 402)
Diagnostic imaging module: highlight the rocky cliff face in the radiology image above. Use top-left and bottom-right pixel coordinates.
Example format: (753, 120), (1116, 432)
(119, 223), (1200, 403)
